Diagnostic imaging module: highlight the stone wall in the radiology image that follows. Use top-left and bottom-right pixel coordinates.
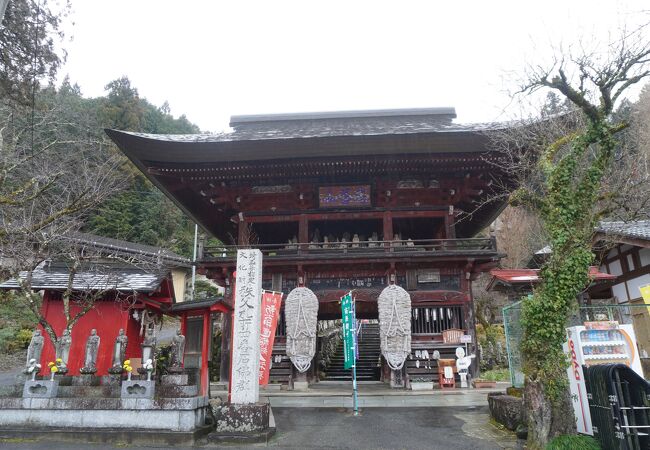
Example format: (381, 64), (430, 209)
(487, 392), (524, 431)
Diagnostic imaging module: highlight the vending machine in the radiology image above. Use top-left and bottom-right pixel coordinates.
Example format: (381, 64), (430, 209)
(564, 322), (645, 435)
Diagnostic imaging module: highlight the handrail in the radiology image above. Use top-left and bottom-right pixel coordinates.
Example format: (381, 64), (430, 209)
(202, 237), (496, 259)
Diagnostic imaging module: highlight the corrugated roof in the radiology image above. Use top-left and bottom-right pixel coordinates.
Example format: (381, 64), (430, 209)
(597, 221), (650, 243)
(0, 261), (167, 292)
(486, 267), (616, 292)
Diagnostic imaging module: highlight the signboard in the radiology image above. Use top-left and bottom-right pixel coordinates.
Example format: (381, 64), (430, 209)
(259, 291), (283, 386)
(584, 321), (619, 330)
(417, 270), (441, 283)
(640, 284), (650, 303)
(309, 276), (387, 291)
(460, 334), (473, 344)
(319, 185), (371, 208)
(231, 249), (263, 404)
(341, 293), (356, 370)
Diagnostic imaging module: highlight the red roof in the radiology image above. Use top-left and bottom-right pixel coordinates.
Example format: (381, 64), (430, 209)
(487, 266), (616, 291)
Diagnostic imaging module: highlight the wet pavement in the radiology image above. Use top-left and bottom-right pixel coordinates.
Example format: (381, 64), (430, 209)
(0, 406), (518, 450)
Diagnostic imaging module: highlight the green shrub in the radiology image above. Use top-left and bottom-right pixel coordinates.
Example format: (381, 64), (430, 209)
(480, 368), (510, 381)
(546, 435), (600, 450)
(14, 329), (33, 349)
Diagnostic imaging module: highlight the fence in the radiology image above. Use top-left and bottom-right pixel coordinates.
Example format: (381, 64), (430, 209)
(503, 300), (650, 387)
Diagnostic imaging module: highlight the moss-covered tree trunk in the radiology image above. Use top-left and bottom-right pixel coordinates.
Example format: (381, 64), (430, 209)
(521, 122), (621, 448)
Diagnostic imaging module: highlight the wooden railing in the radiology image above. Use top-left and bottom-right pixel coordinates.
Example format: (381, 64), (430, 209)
(202, 237), (496, 260)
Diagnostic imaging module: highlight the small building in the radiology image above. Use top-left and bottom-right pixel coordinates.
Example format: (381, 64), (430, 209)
(594, 221), (650, 364)
(0, 233), (192, 376)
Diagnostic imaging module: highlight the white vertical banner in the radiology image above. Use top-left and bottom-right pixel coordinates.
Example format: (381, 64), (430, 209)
(231, 249), (263, 404)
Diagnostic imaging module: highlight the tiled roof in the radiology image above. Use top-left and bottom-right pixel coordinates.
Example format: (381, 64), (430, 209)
(0, 261), (167, 292)
(63, 232), (190, 267)
(110, 108), (506, 144)
(597, 221), (650, 243)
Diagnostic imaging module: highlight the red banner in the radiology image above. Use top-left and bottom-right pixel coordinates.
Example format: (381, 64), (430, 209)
(259, 291), (282, 386)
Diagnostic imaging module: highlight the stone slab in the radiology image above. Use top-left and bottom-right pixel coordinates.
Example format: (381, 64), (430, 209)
(0, 407), (209, 432)
(161, 374), (189, 385)
(213, 402), (270, 433)
(157, 384), (198, 398)
(71, 375), (100, 386)
(121, 380), (155, 399)
(293, 381), (309, 390)
(0, 426), (212, 447)
(23, 380), (58, 398)
(101, 374), (123, 386)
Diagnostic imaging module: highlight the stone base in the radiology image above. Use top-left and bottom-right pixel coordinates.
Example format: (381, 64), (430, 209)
(107, 365), (123, 375)
(23, 380), (59, 398)
(488, 392), (524, 431)
(213, 402), (270, 433)
(101, 374), (123, 386)
(293, 381), (309, 390)
(121, 380), (155, 399)
(0, 395), (210, 433)
(390, 369), (405, 388)
(207, 427), (276, 444)
(161, 374), (188, 385)
(72, 374), (100, 386)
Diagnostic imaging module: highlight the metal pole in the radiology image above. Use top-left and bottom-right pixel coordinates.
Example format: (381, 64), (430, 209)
(352, 295), (359, 416)
(191, 223), (198, 301)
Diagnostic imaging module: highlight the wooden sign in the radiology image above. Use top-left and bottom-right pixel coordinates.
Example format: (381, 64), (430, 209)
(318, 185), (371, 208)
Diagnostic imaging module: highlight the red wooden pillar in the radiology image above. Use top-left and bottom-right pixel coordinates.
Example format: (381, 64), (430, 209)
(445, 208), (456, 239)
(299, 214), (308, 254)
(238, 218), (248, 245)
(180, 312), (187, 336)
(383, 211), (393, 247)
(200, 310), (210, 397)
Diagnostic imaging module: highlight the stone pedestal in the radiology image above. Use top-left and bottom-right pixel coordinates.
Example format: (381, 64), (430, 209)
(23, 380), (58, 398)
(72, 374), (100, 386)
(101, 374), (123, 386)
(293, 372), (309, 390)
(121, 379), (155, 399)
(390, 368), (405, 388)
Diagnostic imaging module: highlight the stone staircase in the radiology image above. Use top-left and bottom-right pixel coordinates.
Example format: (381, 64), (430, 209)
(323, 322), (381, 381)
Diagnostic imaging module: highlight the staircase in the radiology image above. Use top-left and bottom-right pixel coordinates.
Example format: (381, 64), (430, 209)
(323, 322), (381, 381)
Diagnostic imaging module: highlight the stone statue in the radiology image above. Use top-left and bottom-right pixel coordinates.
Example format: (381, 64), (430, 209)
(25, 330), (44, 371)
(108, 329), (128, 373)
(368, 232), (379, 247)
(352, 234), (360, 248)
(55, 329), (72, 373)
(168, 329), (186, 373)
(80, 329), (100, 374)
(139, 328), (157, 373)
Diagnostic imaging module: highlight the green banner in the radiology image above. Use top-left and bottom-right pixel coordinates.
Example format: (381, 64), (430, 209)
(341, 293), (355, 369)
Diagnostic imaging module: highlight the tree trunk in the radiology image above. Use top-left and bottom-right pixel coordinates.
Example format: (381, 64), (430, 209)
(525, 377), (576, 448)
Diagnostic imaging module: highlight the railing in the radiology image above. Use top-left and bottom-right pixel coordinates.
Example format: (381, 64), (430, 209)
(202, 237), (497, 260)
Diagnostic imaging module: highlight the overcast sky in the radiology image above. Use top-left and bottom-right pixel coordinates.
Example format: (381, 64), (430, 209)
(60, 0), (649, 133)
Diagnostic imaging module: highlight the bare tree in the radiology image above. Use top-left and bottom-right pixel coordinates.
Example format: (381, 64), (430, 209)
(0, 91), (135, 347)
(487, 26), (650, 448)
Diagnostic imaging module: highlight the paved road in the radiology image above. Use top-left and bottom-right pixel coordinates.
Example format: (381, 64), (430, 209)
(0, 406), (518, 450)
